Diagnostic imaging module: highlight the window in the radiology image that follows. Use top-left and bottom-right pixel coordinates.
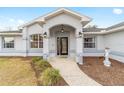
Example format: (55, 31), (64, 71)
(84, 37), (95, 48)
(3, 37), (14, 48)
(30, 34), (43, 48)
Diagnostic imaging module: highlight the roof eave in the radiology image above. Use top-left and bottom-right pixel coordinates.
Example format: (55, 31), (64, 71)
(84, 26), (124, 35)
(0, 33), (22, 36)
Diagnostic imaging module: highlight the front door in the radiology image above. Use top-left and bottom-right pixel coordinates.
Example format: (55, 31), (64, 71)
(57, 37), (68, 55)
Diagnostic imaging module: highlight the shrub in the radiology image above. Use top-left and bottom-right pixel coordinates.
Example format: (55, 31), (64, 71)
(34, 59), (51, 72)
(32, 57), (42, 62)
(41, 68), (61, 86)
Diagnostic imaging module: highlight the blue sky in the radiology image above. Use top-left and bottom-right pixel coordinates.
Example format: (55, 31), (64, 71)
(0, 7), (124, 30)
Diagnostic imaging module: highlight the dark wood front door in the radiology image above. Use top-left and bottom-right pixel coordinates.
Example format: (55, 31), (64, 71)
(57, 37), (68, 55)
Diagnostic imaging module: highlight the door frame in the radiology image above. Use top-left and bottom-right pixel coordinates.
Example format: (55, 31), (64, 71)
(57, 37), (68, 55)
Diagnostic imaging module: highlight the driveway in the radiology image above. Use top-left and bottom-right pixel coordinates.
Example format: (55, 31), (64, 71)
(49, 57), (101, 86)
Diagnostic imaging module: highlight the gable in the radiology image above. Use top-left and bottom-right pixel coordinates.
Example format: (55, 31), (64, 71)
(45, 12), (81, 21)
(36, 8), (91, 23)
(20, 8), (91, 28)
(27, 23), (43, 35)
(45, 13), (81, 24)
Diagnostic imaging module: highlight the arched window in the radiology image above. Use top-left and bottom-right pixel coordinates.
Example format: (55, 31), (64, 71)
(30, 34), (43, 48)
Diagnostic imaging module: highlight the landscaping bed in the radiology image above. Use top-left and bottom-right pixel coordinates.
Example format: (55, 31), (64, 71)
(0, 57), (68, 86)
(78, 57), (124, 86)
(31, 57), (68, 86)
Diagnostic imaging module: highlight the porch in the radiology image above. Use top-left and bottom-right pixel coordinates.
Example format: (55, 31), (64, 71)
(43, 24), (83, 64)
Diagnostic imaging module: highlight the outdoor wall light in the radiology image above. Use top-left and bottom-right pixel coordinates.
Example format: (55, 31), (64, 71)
(79, 32), (82, 37)
(43, 32), (47, 38)
(61, 24), (64, 32)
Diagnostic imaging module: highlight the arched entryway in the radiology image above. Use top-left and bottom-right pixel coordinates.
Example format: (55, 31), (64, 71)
(49, 24), (76, 57)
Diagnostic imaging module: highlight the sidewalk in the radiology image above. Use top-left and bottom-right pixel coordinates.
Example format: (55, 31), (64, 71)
(49, 57), (101, 86)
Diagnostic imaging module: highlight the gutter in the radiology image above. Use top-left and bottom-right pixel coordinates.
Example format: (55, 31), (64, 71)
(0, 33), (22, 36)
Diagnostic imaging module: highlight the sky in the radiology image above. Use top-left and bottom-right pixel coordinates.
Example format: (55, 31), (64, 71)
(0, 7), (124, 30)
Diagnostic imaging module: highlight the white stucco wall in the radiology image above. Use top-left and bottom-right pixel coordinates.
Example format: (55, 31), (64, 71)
(70, 30), (76, 56)
(27, 23), (43, 35)
(0, 35), (26, 56)
(26, 23), (43, 56)
(49, 26), (76, 57)
(83, 34), (104, 51)
(104, 31), (124, 52)
(83, 34), (104, 57)
(10, 12), (82, 58)
(96, 35), (104, 50)
(43, 13), (83, 59)
(104, 30), (124, 63)
(15, 36), (23, 51)
(83, 32), (124, 63)
(44, 13), (82, 34)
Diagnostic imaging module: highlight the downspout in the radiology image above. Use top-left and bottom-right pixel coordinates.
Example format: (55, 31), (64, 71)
(82, 24), (84, 64)
(26, 27), (28, 56)
(23, 27), (28, 57)
(26, 37), (28, 57)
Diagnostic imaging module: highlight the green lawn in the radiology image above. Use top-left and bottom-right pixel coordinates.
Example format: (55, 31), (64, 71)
(0, 57), (37, 86)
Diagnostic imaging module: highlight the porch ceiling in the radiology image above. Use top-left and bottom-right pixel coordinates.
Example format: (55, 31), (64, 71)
(49, 24), (75, 32)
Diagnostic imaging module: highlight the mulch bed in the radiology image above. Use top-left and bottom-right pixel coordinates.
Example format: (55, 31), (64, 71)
(78, 57), (124, 86)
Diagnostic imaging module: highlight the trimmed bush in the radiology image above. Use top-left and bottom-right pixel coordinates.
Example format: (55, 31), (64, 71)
(32, 57), (42, 62)
(41, 68), (61, 86)
(34, 59), (51, 72)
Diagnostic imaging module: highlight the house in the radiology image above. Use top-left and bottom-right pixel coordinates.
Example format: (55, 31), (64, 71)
(0, 8), (124, 64)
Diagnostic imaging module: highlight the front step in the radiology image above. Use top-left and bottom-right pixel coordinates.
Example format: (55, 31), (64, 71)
(48, 56), (76, 63)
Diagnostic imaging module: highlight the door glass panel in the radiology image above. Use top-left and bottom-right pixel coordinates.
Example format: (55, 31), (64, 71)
(61, 38), (67, 54)
(57, 37), (68, 55)
(57, 37), (60, 55)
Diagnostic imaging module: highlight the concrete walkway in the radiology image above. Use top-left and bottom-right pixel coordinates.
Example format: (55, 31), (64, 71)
(48, 57), (101, 86)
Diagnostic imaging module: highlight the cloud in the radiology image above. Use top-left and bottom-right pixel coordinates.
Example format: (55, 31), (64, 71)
(0, 16), (5, 18)
(17, 19), (25, 25)
(9, 18), (15, 22)
(0, 17), (25, 30)
(113, 8), (123, 14)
